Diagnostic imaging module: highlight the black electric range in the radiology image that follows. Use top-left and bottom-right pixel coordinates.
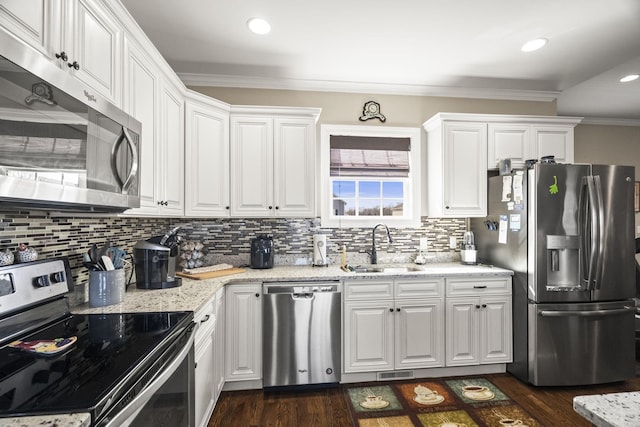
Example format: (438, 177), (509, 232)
(0, 257), (194, 425)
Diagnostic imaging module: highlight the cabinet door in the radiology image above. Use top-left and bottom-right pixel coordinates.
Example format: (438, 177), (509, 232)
(159, 80), (185, 215)
(230, 116), (274, 216)
(395, 299), (444, 369)
(343, 300), (394, 373)
(225, 284), (262, 381)
(185, 99), (230, 216)
(531, 125), (574, 164)
(442, 122), (487, 217)
(445, 298), (479, 366)
(65, 0), (122, 106)
(488, 124), (530, 170)
(273, 117), (315, 217)
(212, 288), (226, 401)
(194, 333), (215, 427)
(480, 297), (513, 364)
(0, 0), (54, 57)
(123, 38), (160, 215)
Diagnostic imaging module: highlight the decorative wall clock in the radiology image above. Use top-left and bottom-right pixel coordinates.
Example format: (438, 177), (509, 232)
(359, 100), (386, 122)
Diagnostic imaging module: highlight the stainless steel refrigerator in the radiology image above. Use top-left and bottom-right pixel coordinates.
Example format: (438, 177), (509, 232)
(471, 163), (636, 386)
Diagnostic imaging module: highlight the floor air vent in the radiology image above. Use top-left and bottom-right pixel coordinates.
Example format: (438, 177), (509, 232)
(377, 371), (414, 381)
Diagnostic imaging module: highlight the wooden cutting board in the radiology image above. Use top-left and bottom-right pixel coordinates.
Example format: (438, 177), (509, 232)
(176, 268), (246, 280)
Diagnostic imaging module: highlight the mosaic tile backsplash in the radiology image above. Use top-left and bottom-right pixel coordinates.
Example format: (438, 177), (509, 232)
(0, 211), (465, 305)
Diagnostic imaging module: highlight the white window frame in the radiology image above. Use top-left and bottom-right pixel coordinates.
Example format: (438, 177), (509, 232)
(320, 124), (421, 228)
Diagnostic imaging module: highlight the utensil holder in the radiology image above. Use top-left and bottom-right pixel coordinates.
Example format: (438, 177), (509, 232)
(89, 269), (125, 307)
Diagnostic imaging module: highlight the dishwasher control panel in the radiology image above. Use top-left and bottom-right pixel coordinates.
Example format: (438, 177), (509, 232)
(263, 281), (341, 294)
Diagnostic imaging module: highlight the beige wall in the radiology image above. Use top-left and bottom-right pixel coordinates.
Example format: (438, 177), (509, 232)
(574, 124), (640, 172)
(189, 86), (557, 127)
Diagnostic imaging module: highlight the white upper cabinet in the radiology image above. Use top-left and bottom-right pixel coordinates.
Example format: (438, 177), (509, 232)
(158, 79), (185, 216)
(230, 106), (321, 218)
(424, 115), (488, 217)
(486, 117), (581, 169)
(185, 91), (231, 217)
(0, 0), (123, 106)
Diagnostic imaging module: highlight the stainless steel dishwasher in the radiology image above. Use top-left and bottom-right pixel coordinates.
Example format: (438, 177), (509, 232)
(263, 280), (341, 388)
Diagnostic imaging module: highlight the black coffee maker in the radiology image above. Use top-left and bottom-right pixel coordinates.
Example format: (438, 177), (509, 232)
(250, 235), (274, 269)
(134, 226), (182, 289)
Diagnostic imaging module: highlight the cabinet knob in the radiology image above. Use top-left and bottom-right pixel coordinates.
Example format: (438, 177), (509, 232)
(268, 206), (273, 210)
(225, 206), (230, 210)
(275, 206), (279, 210)
(255, 293), (260, 298)
(445, 206), (450, 209)
(396, 308), (401, 312)
(67, 61), (80, 70)
(389, 308), (394, 312)
(475, 304), (481, 309)
(482, 304), (487, 308)
(55, 51), (68, 61)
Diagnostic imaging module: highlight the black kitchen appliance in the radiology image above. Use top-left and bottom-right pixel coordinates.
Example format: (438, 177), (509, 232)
(251, 235), (274, 269)
(134, 227), (182, 289)
(0, 257), (195, 426)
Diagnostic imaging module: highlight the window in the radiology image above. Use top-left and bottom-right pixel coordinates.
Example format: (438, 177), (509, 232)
(320, 125), (421, 227)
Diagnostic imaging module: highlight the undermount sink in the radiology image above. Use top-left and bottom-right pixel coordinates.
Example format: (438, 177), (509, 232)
(353, 266), (423, 274)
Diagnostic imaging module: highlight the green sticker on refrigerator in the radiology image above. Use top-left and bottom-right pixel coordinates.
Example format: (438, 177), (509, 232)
(549, 175), (559, 194)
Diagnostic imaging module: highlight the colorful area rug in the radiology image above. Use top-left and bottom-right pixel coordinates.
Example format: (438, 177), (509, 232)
(345, 377), (542, 427)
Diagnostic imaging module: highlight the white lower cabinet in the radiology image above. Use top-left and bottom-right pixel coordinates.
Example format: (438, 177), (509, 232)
(225, 283), (262, 382)
(343, 278), (445, 373)
(445, 277), (512, 367)
(194, 287), (225, 427)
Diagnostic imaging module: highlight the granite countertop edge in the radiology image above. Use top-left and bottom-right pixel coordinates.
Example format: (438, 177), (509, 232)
(72, 263), (513, 315)
(573, 392), (640, 427)
(0, 413), (91, 427)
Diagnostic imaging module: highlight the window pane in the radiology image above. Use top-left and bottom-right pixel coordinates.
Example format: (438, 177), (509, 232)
(382, 181), (403, 198)
(333, 198), (355, 216)
(359, 181), (380, 197)
(359, 199), (380, 216)
(333, 180), (355, 197)
(383, 200), (404, 216)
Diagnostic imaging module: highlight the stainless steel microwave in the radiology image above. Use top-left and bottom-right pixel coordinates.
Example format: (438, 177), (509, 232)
(0, 31), (141, 212)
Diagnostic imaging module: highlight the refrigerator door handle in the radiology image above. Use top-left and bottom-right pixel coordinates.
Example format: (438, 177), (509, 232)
(583, 176), (600, 290)
(539, 307), (635, 317)
(592, 175), (605, 290)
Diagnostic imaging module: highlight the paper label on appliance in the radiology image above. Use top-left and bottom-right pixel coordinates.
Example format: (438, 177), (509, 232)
(509, 214), (521, 231)
(498, 215), (508, 244)
(502, 175), (512, 201)
(507, 202), (515, 211)
(513, 172), (524, 204)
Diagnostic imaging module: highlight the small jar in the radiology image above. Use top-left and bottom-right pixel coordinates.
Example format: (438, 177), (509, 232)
(17, 243), (38, 263)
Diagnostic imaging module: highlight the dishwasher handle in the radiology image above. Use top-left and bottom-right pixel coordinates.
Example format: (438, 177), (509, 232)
(292, 293), (315, 300)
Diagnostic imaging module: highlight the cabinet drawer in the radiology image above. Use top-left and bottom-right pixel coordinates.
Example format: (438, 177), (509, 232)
(344, 279), (394, 301)
(446, 277), (511, 297)
(395, 278), (444, 299)
(195, 300), (216, 347)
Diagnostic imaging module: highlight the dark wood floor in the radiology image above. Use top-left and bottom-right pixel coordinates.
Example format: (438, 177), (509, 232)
(208, 364), (640, 427)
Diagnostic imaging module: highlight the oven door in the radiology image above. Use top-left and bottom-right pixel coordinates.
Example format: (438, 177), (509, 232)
(101, 325), (195, 427)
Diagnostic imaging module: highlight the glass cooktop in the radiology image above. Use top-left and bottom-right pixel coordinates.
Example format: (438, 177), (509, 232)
(0, 311), (192, 418)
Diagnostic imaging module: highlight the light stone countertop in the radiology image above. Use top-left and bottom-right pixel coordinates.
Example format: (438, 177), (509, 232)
(5, 263), (510, 426)
(0, 413), (91, 427)
(73, 262), (513, 315)
(573, 392), (640, 427)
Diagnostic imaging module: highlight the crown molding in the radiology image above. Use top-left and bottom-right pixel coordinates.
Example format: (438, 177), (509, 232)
(178, 72), (561, 102)
(579, 117), (640, 127)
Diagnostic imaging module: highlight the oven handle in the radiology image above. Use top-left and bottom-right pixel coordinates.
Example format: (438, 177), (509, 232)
(104, 327), (195, 427)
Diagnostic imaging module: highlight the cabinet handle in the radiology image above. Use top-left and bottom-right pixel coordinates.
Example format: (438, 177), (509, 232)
(68, 61), (80, 70)
(55, 51), (68, 61)
(396, 308), (401, 312)
(225, 206), (230, 210)
(255, 293), (260, 298)
(482, 304), (487, 308)
(475, 304), (481, 309)
(473, 285), (487, 289)
(268, 206), (273, 210)
(275, 206), (279, 210)
(200, 314), (210, 324)
(445, 206), (450, 209)
(389, 308), (394, 312)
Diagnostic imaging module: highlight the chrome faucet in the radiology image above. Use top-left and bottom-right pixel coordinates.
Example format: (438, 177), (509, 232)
(370, 223), (392, 264)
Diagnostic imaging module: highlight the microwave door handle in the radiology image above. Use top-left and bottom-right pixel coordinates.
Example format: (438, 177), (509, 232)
(120, 127), (138, 194)
(110, 127), (139, 195)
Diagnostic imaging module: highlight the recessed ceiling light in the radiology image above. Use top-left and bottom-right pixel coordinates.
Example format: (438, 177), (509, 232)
(247, 17), (271, 35)
(620, 74), (639, 83)
(521, 38), (548, 52)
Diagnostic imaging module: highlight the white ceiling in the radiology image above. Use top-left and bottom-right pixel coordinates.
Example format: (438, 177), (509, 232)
(121, 0), (640, 122)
